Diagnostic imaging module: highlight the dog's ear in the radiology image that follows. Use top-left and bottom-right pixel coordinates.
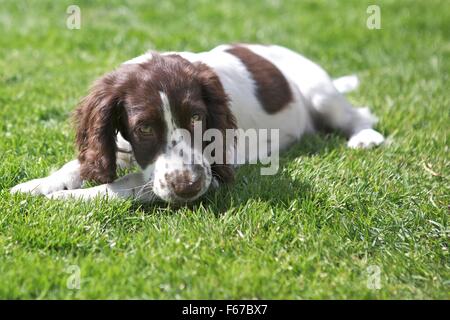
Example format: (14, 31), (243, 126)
(74, 72), (123, 184)
(196, 62), (237, 184)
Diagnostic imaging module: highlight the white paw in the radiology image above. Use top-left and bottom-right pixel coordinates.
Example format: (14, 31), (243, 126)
(11, 174), (82, 196)
(11, 178), (46, 195)
(333, 74), (360, 94)
(10, 177), (64, 196)
(46, 185), (108, 201)
(46, 189), (81, 200)
(347, 129), (385, 149)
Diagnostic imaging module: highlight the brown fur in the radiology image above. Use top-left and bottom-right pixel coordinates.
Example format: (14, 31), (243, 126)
(74, 73), (122, 184)
(226, 45), (293, 114)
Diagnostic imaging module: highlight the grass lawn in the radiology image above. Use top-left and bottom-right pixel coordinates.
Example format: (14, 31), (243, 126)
(0, 0), (449, 299)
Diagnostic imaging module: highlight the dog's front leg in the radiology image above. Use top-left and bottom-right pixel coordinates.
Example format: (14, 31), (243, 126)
(11, 160), (83, 195)
(46, 172), (156, 202)
(11, 135), (136, 197)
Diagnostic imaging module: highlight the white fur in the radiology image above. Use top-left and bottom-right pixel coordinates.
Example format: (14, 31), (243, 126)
(332, 75), (360, 94)
(11, 44), (384, 202)
(347, 128), (385, 149)
(11, 160), (82, 195)
(149, 92), (212, 202)
(123, 52), (153, 65)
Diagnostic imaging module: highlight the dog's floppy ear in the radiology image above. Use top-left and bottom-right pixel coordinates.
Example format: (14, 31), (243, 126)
(74, 72), (123, 184)
(196, 62), (237, 184)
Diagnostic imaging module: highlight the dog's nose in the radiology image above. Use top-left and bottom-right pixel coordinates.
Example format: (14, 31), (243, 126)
(166, 168), (204, 199)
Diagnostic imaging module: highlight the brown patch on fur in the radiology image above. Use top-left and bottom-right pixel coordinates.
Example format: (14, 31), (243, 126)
(226, 45), (292, 114)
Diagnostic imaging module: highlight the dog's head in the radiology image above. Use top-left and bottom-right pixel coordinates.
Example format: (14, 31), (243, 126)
(75, 54), (236, 202)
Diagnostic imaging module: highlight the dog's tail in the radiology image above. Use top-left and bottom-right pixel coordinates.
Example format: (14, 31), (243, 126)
(332, 74), (360, 94)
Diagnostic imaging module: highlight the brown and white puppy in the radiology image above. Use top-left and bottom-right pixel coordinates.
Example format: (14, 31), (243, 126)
(11, 44), (384, 203)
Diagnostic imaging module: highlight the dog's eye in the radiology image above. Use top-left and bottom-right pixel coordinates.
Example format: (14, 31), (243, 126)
(137, 125), (154, 136)
(191, 114), (202, 125)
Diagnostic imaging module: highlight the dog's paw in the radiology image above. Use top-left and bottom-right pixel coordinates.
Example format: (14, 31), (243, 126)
(347, 129), (385, 149)
(46, 189), (95, 201)
(11, 178), (55, 195)
(46, 185), (107, 201)
(46, 189), (81, 200)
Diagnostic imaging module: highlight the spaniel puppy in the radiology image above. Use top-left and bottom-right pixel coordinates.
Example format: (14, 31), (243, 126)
(11, 44), (384, 203)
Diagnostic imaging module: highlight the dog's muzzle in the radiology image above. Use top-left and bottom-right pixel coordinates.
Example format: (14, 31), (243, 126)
(164, 164), (206, 199)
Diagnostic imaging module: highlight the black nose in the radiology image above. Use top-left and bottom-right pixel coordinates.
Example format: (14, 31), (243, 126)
(165, 169), (204, 199)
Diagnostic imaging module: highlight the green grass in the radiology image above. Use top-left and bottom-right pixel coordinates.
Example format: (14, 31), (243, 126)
(0, 0), (449, 299)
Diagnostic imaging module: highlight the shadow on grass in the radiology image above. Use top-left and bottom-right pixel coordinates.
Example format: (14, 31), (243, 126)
(132, 133), (345, 215)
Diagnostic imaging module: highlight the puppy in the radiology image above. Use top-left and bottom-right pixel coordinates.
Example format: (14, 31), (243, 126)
(11, 44), (384, 202)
